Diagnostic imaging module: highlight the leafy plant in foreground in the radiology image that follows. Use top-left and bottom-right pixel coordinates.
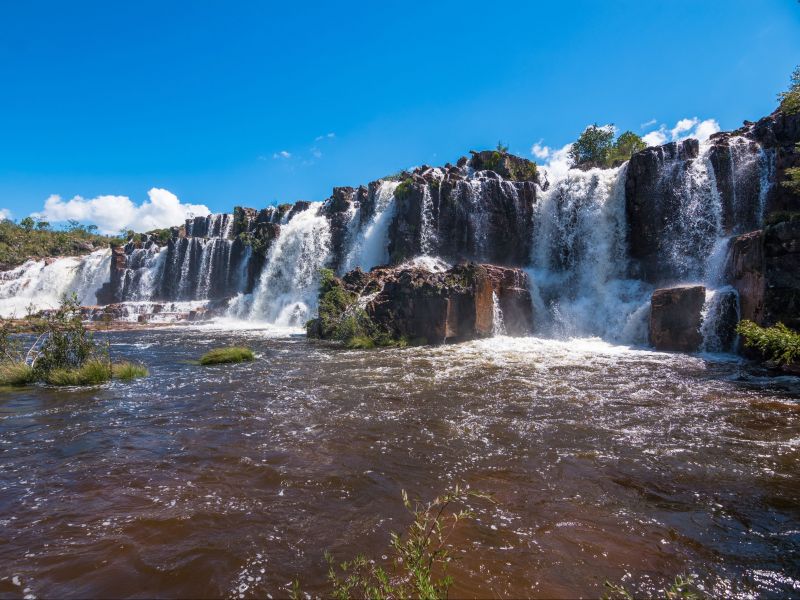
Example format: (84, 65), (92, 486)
(736, 320), (800, 365)
(324, 485), (489, 600)
(603, 573), (701, 599)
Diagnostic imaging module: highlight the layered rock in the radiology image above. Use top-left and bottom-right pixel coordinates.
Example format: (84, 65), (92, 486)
(649, 285), (706, 351)
(308, 262), (534, 345)
(727, 219), (800, 330)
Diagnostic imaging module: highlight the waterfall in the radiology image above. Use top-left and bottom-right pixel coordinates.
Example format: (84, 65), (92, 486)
(491, 291), (506, 336)
(420, 184), (436, 255)
(529, 164), (651, 342)
(237, 202), (332, 326)
(342, 181), (399, 272)
(0, 249), (111, 317)
(699, 286), (739, 352)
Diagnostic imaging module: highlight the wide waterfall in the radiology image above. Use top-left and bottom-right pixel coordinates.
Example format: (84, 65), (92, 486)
(0, 131), (779, 347)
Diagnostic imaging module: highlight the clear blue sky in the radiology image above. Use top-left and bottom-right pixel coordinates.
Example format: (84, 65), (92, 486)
(0, 0), (798, 222)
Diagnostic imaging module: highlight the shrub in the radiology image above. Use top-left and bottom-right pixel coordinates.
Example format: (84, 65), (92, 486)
(44, 358), (112, 386)
(778, 65), (800, 115)
(569, 126), (645, 168)
(764, 210), (800, 226)
(324, 485), (488, 600)
(33, 295), (101, 377)
(345, 336), (376, 349)
(0, 362), (35, 386)
(736, 320), (800, 365)
(112, 361), (149, 380)
(603, 574), (700, 599)
(199, 346), (255, 365)
(394, 177), (415, 200)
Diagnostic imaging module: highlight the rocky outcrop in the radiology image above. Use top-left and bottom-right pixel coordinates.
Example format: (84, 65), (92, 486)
(309, 262), (534, 345)
(727, 219), (800, 330)
(649, 285), (706, 351)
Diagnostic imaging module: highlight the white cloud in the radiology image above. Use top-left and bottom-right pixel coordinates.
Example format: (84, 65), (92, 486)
(642, 117), (721, 147)
(33, 188), (210, 234)
(0, 208), (11, 221)
(311, 147), (322, 159)
(640, 118), (657, 129)
(314, 132), (335, 141)
(273, 150), (291, 159)
(531, 141), (550, 160)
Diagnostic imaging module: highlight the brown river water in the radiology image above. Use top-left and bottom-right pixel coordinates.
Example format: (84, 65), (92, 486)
(1, 327), (799, 599)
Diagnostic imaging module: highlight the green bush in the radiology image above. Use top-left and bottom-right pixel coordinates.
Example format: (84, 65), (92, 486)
(0, 362), (35, 386)
(394, 177), (415, 200)
(323, 485), (488, 600)
(33, 295), (100, 378)
(736, 320), (800, 365)
(569, 125), (645, 168)
(112, 361), (149, 380)
(44, 358), (112, 386)
(199, 346), (255, 365)
(764, 210), (800, 226)
(778, 65), (800, 115)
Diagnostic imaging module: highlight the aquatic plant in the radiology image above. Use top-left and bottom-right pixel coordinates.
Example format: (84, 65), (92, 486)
(603, 573), (701, 599)
(736, 320), (800, 365)
(199, 346), (255, 365)
(112, 361), (149, 380)
(324, 485), (489, 600)
(0, 361), (35, 386)
(44, 357), (112, 386)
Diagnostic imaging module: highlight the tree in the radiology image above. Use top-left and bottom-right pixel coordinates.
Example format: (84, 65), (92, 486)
(568, 124), (615, 167)
(611, 131), (646, 163)
(19, 216), (35, 232)
(778, 65), (800, 114)
(496, 140), (509, 153)
(35, 220), (50, 231)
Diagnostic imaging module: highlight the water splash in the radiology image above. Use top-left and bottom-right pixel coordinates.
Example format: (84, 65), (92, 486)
(342, 181), (399, 272)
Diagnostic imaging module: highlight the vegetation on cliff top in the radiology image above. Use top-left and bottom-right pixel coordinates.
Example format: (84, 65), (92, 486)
(778, 65), (800, 115)
(0, 218), (123, 270)
(569, 125), (646, 169)
(736, 320), (800, 366)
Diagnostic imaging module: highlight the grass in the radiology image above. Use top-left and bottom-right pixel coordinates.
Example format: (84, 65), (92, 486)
(112, 361), (149, 380)
(736, 320), (800, 365)
(0, 361), (35, 386)
(199, 346), (255, 365)
(603, 574), (701, 599)
(44, 358), (112, 386)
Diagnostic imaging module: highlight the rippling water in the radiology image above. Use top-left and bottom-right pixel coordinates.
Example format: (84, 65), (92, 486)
(1, 329), (799, 598)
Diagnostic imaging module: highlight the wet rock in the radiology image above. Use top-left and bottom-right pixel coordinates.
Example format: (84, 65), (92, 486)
(649, 285), (706, 351)
(727, 230), (765, 323)
(312, 262), (533, 345)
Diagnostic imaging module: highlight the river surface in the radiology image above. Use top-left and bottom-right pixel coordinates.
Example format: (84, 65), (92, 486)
(1, 327), (799, 599)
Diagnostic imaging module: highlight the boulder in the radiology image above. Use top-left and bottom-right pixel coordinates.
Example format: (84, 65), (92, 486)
(310, 262), (534, 346)
(649, 285), (706, 351)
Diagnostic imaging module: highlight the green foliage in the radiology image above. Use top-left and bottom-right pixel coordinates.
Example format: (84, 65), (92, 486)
(147, 228), (173, 244)
(0, 218), (122, 269)
(483, 151), (504, 173)
(496, 140), (509, 153)
(325, 485), (488, 600)
(507, 159), (538, 181)
(199, 346), (255, 365)
(112, 361), (149, 380)
(44, 358), (112, 386)
(603, 574), (701, 599)
(33, 295), (101, 377)
(569, 125), (645, 168)
(569, 124), (616, 167)
(394, 177), (415, 201)
(736, 320), (800, 365)
(778, 65), (800, 115)
(0, 362), (35, 386)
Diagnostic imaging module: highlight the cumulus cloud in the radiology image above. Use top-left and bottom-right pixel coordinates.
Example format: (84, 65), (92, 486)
(33, 188), (210, 235)
(642, 117), (720, 147)
(530, 141), (574, 181)
(0, 208), (11, 221)
(531, 141), (550, 160)
(273, 150), (292, 159)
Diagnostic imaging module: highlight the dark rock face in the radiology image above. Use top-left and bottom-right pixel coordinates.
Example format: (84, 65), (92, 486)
(727, 220), (800, 330)
(649, 285), (706, 351)
(321, 187), (358, 273)
(318, 262), (534, 345)
(385, 159), (538, 267)
(625, 140), (702, 283)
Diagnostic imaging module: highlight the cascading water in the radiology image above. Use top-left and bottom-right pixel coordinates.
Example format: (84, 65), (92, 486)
(491, 291), (506, 336)
(529, 164), (651, 342)
(0, 249), (111, 317)
(342, 181), (399, 272)
(232, 203), (332, 326)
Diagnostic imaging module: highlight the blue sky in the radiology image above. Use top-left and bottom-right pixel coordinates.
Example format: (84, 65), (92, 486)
(0, 0), (798, 231)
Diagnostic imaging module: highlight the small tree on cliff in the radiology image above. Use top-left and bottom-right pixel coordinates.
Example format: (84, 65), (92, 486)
(778, 65), (800, 114)
(568, 124), (615, 167)
(609, 130), (646, 164)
